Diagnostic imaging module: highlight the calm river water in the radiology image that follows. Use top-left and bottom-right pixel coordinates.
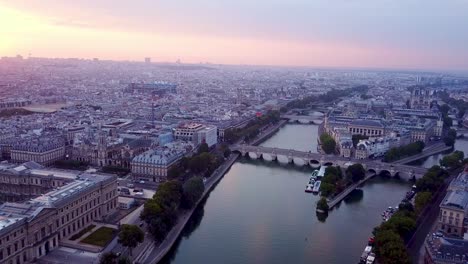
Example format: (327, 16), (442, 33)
(160, 124), (413, 264)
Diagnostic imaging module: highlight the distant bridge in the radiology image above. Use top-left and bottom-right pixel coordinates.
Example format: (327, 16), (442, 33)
(281, 115), (324, 124)
(231, 144), (428, 180)
(391, 142), (452, 165)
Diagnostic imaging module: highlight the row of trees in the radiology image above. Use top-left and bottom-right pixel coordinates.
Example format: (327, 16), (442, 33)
(100, 224), (145, 263)
(374, 165), (450, 263)
(443, 128), (457, 147)
(281, 85), (369, 111)
(319, 164), (366, 198)
(223, 110), (281, 143)
(54, 160), (90, 170)
(168, 150), (224, 180)
(440, 150), (465, 169)
(383, 141), (425, 162)
(319, 133), (336, 154)
(317, 164), (366, 212)
(140, 178), (205, 242)
(438, 90), (468, 119)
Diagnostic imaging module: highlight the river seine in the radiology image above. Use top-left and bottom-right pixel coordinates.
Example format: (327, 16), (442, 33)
(161, 124), (413, 264)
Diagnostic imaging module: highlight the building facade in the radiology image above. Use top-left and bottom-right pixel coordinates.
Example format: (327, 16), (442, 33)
(131, 146), (187, 182)
(174, 123), (218, 147)
(10, 137), (65, 166)
(0, 169), (117, 264)
(410, 87), (435, 110)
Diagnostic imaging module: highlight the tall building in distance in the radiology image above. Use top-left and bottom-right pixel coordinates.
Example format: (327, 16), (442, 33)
(144, 57), (151, 64)
(410, 87), (435, 110)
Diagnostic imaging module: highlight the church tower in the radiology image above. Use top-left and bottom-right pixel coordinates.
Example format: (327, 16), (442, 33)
(97, 125), (107, 167)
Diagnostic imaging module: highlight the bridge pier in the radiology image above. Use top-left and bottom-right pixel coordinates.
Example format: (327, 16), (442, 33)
(262, 153), (276, 161)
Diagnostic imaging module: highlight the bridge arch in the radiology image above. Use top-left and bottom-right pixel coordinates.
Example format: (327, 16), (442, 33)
(310, 160), (320, 168)
(367, 168), (377, 174)
(323, 161), (333, 166)
(379, 170), (392, 177)
(248, 152), (261, 160)
(262, 153), (275, 161)
(292, 157), (306, 166)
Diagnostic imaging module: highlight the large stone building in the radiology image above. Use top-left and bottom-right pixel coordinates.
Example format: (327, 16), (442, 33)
(355, 137), (400, 160)
(0, 165), (118, 264)
(72, 129), (152, 168)
(10, 136), (65, 166)
(424, 167), (468, 264)
(348, 120), (385, 137)
(0, 162), (73, 202)
(131, 142), (191, 182)
(410, 87), (435, 110)
(438, 167), (468, 237)
(174, 123), (218, 147)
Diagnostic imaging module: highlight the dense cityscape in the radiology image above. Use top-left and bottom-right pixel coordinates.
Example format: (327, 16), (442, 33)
(2, 0), (468, 263)
(0, 55), (467, 264)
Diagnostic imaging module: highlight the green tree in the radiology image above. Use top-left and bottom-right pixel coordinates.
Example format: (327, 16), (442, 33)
(182, 177), (205, 208)
(384, 215), (416, 240)
(440, 151), (464, 169)
(198, 142), (209, 154)
(223, 148), (231, 158)
(319, 182), (336, 197)
(415, 191), (432, 214)
(374, 229), (411, 264)
(443, 115), (453, 128)
(316, 197), (329, 212)
(118, 224), (145, 256)
(118, 256), (132, 264)
(346, 164), (366, 183)
(439, 104), (450, 115)
(398, 201), (414, 213)
(167, 166), (182, 180)
(99, 252), (118, 264)
(320, 133), (336, 154)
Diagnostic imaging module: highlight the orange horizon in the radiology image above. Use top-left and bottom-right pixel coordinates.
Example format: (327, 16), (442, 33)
(1, 4), (467, 71)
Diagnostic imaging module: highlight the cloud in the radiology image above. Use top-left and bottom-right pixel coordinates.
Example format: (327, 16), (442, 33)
(52, 19), (94, 29)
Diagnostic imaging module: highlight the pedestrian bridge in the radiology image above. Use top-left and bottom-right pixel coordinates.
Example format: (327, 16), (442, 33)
(231, 144), (428, 180)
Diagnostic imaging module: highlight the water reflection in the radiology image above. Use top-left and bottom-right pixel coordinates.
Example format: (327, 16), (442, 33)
(316, 211), (328, 222)
(344, 189), (364, 204)
(162, 125), (412, 264)
(160, 196), (208, 264)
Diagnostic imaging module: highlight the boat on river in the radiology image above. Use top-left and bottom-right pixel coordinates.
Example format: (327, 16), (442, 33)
(312, 181), (321, 194)
(305, 184), (313, 193)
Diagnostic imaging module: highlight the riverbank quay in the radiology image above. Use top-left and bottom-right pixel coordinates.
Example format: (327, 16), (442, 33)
(406, 168), (463, 263)
(134, 118), (288, 263)
(249, 119), (287, 146)
(134, 153), (240, 264)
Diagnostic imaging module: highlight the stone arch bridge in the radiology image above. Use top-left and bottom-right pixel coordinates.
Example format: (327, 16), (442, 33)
(231, 144), (427, 180)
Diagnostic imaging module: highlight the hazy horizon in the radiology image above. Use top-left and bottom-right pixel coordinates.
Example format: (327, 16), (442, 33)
(2, 0), (468, 71)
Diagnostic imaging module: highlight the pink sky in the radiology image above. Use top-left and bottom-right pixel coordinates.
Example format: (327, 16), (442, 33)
(1, 1), (467, 71)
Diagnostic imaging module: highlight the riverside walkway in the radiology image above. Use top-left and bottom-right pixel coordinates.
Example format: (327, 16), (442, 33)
(134, 120), (288, 264)
(135, 153), (240, 264)
(327, 172), (377, 209)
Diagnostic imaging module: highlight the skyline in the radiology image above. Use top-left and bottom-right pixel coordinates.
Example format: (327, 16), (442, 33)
(1, 0), (468, 71)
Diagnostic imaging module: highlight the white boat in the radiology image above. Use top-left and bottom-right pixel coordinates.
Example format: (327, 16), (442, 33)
(366, 253), (375, 264)
(360, 246), (372, 263)
(305, 184), (313, 193)
(311, 170), (319, 177)
(309, 177), (316, 184)
(312, 181), (321, 193)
